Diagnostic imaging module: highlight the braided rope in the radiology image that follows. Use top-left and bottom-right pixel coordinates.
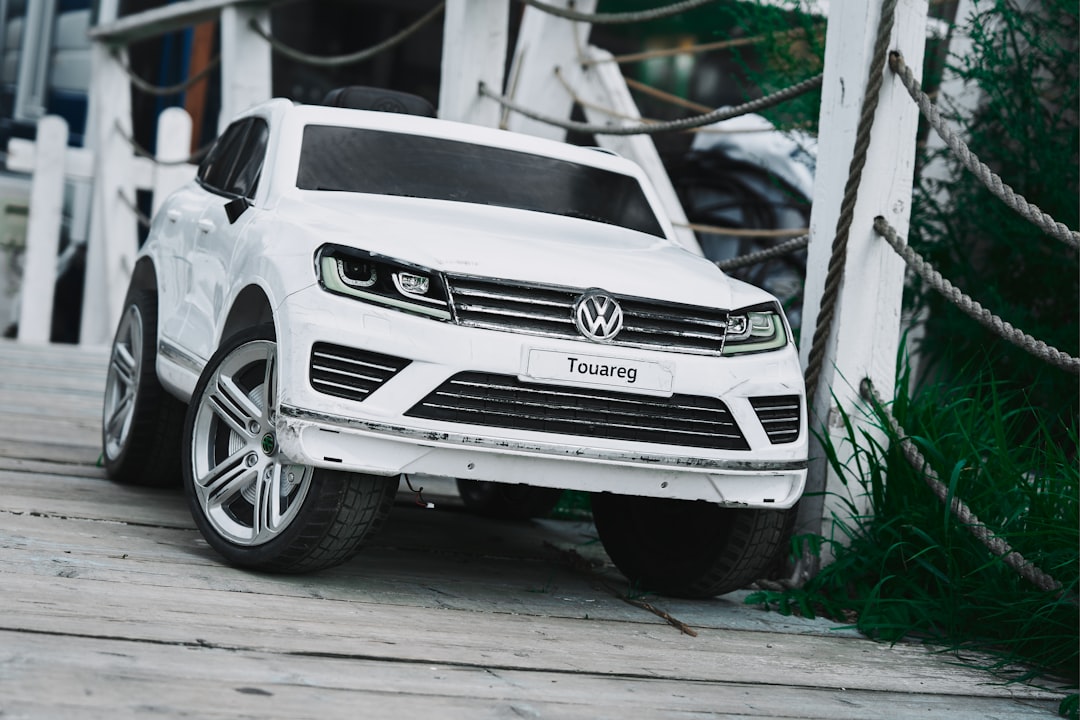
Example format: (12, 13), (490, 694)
(113, 121), (210, 166)
(682, 222), (809, 239)
(714, 234), (810, 271)
(874, 217), (1080, 374)
(586, 26), (815, 66)
(802, 0), (899, 407)
(518, 0), (717, 24)
(890, 52), (1080, 250)
(860, 378), (1064, 594)
(479, 73), (822, 136)
(111, 49), (219, 97)
(248, 3), (444, 68)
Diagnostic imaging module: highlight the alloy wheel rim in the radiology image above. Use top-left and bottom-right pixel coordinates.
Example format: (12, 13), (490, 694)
(103, 304), (143, 459)
(190, 339), (312, 546)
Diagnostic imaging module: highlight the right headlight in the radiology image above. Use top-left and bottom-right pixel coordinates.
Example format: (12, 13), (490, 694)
(316, 244), (451, 320)
(722, 302), (788, 356)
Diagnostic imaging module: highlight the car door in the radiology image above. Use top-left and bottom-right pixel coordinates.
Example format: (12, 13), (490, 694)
(176, 117), (269, 363)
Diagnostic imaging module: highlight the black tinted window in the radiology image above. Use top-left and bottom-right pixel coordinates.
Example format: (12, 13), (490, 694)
(197, 120), (249, 191)
(296, 125), (665, 238)
(227, 119), (269, 198)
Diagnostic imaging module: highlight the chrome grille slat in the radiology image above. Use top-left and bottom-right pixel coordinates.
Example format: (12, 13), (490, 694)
(406, 372), (749, 450)
(749, 395), (801, 445)
(424, 391), (739, 431)
(447, 275), (728, 356)
(443, 379), (738, 420)
(310, 343), (411, 403)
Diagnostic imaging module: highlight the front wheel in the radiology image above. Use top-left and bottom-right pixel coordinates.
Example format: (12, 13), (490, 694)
(591, 493), (793, 598)
(183, 325), (395, 572)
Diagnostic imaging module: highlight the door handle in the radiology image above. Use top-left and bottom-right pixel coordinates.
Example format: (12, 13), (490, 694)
(166, 209), (181, 223)
(197, 218), (215, 233)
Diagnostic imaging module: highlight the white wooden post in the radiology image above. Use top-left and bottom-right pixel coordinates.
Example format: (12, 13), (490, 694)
(504, 0), (597, 141)
(796, 0), (928, 562)
(219, 4), (272, 132)
(576, 46), (700, 253)
(438, 0), (508, 126)
(81, 0), (138, 346)
(152, 107), (195, 216)
(15, 115), (67, 344)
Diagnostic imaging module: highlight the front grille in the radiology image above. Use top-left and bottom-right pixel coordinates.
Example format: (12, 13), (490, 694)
(750, 395), (801, 444)
(310, 343), (410, 402)
(406, 372), (748, 451)
(447, 275), (729, 356)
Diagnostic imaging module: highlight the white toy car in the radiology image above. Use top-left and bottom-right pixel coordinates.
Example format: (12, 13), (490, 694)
(102, 88), (807, 597)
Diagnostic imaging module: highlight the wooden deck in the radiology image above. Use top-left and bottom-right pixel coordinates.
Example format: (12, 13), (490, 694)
(0, 338), (1065, 719)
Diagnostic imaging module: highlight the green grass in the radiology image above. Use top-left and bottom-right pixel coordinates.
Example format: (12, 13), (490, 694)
(747, 361), (1079, 710)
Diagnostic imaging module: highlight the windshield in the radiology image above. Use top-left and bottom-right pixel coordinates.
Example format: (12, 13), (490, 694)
(296, 125), (666, 238)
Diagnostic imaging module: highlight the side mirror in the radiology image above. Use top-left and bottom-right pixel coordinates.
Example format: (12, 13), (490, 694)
(224, 196), (250, 224)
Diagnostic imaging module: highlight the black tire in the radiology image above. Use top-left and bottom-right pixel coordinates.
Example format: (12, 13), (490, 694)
(456, 479), (563, 520)
(591, 492), (793, 598)
(101, 289), (186, 487)
(183, 325), (395, 572)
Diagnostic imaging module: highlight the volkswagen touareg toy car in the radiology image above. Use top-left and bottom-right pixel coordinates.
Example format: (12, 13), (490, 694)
(102, 89), (807, 597)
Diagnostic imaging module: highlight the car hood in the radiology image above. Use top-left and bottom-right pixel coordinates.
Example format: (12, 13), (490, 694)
(275, 193), (774, 310)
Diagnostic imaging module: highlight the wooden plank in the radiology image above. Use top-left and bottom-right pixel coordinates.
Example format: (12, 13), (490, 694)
(0, 631), (1060, 720)
(81, 32), (139, 346)
(16, 117), (68, 343)
(218, 5), (272, 131)
(576, 45), (700, 254)
(438, 0), (509, 127)
(504, 0), (597, 141)
(88, 0), (245, 45)
(797, 0), (928, 561)
(0, 566), (1062, 700)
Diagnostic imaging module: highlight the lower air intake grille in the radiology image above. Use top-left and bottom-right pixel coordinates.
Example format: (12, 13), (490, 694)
(749, 395), (801, 444)
(406, 372), (748, 451)
(310, 343), (410, 402)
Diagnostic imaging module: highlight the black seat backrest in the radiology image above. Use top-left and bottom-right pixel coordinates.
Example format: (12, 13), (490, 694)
(321, 87), (436, 118)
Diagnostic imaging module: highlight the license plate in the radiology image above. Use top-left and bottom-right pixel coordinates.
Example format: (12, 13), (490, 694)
(521, 349), (674, 396)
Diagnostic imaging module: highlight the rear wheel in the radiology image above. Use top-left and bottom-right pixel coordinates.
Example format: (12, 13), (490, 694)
(456, 479), (563, 520)
(102, 289), (186, 487)
(591, 492), (792, 598)
(183, 325), (395, 572)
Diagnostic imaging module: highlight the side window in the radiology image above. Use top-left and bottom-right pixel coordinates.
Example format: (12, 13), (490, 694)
(225, 119), (269, 199)
(196, 119), (250, 193)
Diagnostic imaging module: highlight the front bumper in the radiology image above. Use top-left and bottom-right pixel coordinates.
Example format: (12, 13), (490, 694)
(272, 285), (808, 508)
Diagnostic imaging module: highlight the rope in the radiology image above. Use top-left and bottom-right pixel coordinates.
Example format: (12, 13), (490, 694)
(586, 26), (815, 66)
(113, 121), (210, 166)
(860, 378), (1064, 595)
(682, 222), (808, 239)
(518, 0), (718, 24)
(111, 49), (219, 97)
(714, 234), (810, 271)
(117, 189), (151, 229)
(802, 0), (898, 408)
(249, 3), (444, 68)
(874, 217), (1080, 374)
(889, 52), (1080, 250)
(479, 73), (822, 136)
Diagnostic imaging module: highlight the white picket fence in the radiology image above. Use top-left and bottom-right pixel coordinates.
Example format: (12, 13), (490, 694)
(7, 107), (195, 344)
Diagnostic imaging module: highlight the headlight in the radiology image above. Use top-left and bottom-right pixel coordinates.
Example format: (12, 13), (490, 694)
(722, 302), (788, 356)
(316, 245), (451, 320)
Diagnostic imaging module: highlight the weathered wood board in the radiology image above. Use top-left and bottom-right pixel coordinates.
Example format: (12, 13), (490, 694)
(0, 339), (1066, 719)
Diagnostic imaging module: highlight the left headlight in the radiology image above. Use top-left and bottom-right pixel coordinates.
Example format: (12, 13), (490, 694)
(316, 244), (452, 320)
(722, 302), (788, 356)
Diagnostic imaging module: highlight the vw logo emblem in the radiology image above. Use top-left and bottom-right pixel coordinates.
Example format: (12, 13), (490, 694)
(574, 289), (623, 342)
